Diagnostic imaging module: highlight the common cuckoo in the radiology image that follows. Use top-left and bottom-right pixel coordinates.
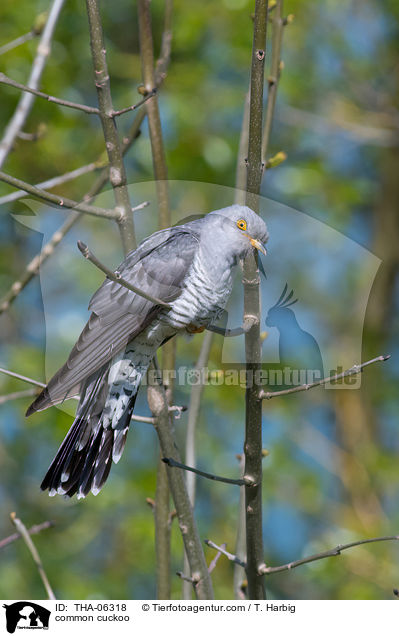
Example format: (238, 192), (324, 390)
(27, 205), (268, 498)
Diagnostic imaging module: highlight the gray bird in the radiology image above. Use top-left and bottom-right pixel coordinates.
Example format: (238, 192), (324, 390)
(27, 205), (268, 499)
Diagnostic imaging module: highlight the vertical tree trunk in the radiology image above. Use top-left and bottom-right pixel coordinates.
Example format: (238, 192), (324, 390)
(243, 0), (269, 601)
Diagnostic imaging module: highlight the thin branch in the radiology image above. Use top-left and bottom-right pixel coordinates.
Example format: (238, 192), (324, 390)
(205, 540), (246, 569)
(86, 0), (136, 253)
(155, 454), (172, 599)
(235, 88), (251, 206)
(261, 0), (284, 166)
(154, 2), (173, 86)
(138, 0), (170, 230)
(17, 127), (46, 142)
(0, 388), (38, 405)
(183, 331), (214, 598)
(0, 73), (100, 115)
(147, 365), (214, 600)
(0, 366), (156, 424)
(0, 0), (66, 169)
(137, 0), (174, 600)
(207, 325), (245, 337)
(77, 240), (171, 308)
(243, 0), (269, 601)
(259, 355), (391, 400)
(0, 31), (36, 57)
(0, 520), (54, 550)
(162, 457), (246, 486)
(10, 513), (56, 600)
(0, 73), (156, 117)
(0, 162), (102, 206)
(176, 571), (196, 584)
(233, 454), (247, 599)
(0, 367), (46, 388)
(206, 534), (399, 577)
(112, 88), (157, 116)
(181, 324), (217, 596)
(0, 161), (104, 205)
(208, 543), (225, 574)
(259, 535), (399, 575)
(185, 331), (214, 505)
(206, 315), (257, 337)
(0, 170), (118, 219)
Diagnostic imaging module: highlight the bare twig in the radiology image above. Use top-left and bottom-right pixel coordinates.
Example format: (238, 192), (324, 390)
(155, 455), (172, 599)
(0, 388), (38, 405)
(185, 331), (214, 506)
(77, 240), (171, 308)
(233, 454), (247, 599)
(0, 366), (156, 424)
(205, 540), (246, 569)
(261, 0), (284, 166)
(0, 520), (54, 550)
(243, 0), (269, 601)
(0, 0), (66, 168)
(206, 534), (399, 578)
(182, 333), (212, 610)
(86, 0), (136, 253)
(10, 513), (56, 600)
(206, 315), (257, 337)
(137, 0), (173, 599)
(235, 89), (251, 206)
(131, 414), (155, 424)
(147, 372), (214, 600)
(17, 126), (47, 142)
(208, 542), (226, 574)
(0, 73), (156, 117)
(0, 171), (118, 219)
(0, 73), (100, 115)
(137, 0), (170, 230)
(176, 571), (196, 584)
(258, 535), (399, 575)
(112, 88), (157, 116)
(162, 457), (246, 486)
(259, 355), (391, 400)
(154, 3), (173, 86)
(0, 367), (46, 388)
(0, 162), (102, 206)
(0, 31), (36, 57)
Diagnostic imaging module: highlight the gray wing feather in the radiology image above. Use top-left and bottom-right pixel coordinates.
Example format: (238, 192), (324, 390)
(27, 226), (200, 413)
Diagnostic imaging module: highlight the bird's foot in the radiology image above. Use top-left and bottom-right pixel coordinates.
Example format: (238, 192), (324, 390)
(186, 324), (206, 334)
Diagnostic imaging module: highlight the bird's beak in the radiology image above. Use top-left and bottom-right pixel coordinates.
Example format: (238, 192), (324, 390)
(250, 237), (267, 256)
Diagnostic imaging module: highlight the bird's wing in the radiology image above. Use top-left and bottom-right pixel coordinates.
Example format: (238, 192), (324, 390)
(27, 227), (200, 414)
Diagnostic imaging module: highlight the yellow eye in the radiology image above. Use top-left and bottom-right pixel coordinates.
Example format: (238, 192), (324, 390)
(237, 219), (247, 231)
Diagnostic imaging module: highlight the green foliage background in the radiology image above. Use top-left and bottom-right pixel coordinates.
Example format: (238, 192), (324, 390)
(0, 0), (398, 600)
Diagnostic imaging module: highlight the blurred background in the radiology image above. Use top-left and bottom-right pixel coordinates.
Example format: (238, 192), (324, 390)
(0, 0), (398, 600)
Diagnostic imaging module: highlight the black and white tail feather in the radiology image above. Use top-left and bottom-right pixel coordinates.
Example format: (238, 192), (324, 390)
(40, 364), (139, 499)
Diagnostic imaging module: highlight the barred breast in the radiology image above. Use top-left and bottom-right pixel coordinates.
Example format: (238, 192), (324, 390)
(164, 248), (233, 330)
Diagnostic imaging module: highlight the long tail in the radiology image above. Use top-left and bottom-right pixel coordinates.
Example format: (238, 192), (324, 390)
(41, 362), (140, 499)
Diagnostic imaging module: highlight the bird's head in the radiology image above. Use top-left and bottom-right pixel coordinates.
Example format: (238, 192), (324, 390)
(207, 205), (269, 261)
